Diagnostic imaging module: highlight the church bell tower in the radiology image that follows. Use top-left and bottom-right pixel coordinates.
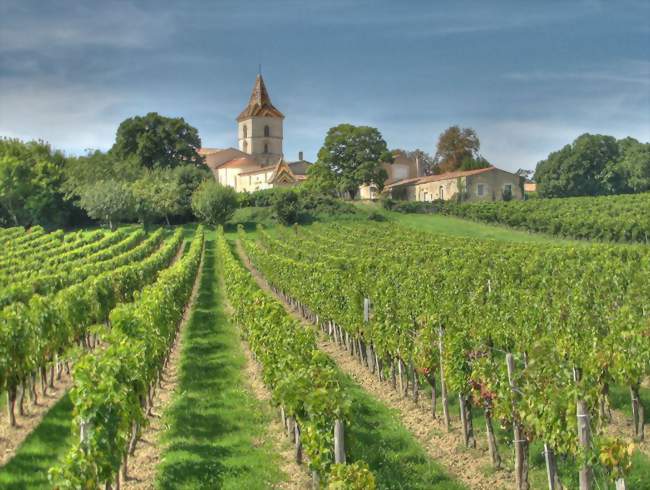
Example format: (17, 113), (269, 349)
(237, 74), (284, 166)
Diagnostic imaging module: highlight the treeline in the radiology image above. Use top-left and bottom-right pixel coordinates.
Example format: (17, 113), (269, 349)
(534, 134), (650, 198)
(436, 193), (650, 243)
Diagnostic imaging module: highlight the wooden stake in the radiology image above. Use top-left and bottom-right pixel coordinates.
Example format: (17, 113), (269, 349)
(574, 368), (592, 490)
(334, 419), (346, 463)
(438, 327), (450, 431)
(506, 353), (529, 490)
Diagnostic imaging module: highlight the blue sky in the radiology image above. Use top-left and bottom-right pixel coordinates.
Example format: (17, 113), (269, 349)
(0, 0), (648, 171)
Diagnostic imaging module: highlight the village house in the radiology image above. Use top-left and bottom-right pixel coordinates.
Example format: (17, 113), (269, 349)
(358, 151), (424, 199)
(199, 74), (311, 192)
(386, 166), (523, 202)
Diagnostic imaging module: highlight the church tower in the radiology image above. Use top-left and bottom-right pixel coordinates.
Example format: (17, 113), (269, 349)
(237, 74), (284, 166)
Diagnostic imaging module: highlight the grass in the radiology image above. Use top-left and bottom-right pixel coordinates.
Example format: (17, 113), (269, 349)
(155, 231), (285, 489)
(0, 394), (74, 489)
(341, 374), (466, 489)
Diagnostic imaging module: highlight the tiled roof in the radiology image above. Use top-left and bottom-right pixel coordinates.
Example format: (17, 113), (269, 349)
(386, 166), (496, 188)
(237, 74), (284, 121)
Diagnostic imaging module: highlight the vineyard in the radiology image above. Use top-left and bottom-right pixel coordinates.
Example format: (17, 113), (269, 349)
(0, 220), (648, 489)
(242, 222), (650, 489)
(438, 192), (650, 243)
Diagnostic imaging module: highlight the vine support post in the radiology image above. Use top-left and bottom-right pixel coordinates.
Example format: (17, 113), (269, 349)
(615, 478), (626, 490)
(294, 423), (303, 464)
(543, 443), (560, 490)
(630, 384), (645, 441)
(506, 353), (529, 490)
(438, 326), (450, 431)
(573, 367), (592, 490)
(334, 419), (346, 464)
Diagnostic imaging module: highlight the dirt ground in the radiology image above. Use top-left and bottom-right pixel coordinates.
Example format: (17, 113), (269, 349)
(235, 240), (512, 490)
(123, 243), (200, 489)
(0, 371), (72, 467)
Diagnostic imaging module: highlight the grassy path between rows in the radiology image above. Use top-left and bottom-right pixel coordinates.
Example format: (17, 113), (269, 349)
(232, 238), (466, 489)
(154, 235), (285, 489)
(0, 395), (73, 488)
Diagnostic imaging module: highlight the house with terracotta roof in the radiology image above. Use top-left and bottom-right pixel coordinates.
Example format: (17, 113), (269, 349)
(200, 73), (312, 192)
(386, 166), (524, 202)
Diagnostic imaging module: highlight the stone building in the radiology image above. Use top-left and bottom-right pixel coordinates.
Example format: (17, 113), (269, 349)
(358, 151), (424, 199)
(199, 74), (311, 192)
(386, 166), (523, 202)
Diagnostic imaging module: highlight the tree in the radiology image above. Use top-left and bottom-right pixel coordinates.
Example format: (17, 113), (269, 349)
(315, 124), (393, 199)
(191, 181), (238, 226)
(434, 126), (480, 173)
(131, 170), (183, 226)
(609, 138), (650, 193)
(112, 112), (204, 169)
(76, 180), (135, 230)
(0, 138), (75, 228)
(63, 150), (142, 199)
(459, 156), (491, 171)
(393, 149), (436, 176)
(273, 189), (300, 225)
(534, 134), (620, 198)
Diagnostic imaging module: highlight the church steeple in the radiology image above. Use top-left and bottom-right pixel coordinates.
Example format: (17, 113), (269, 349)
(237, 74), (284, 121)
(237, 73), (284, 165)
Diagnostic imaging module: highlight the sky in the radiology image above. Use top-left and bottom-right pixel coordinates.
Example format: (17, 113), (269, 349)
(0, 0), (649, 172)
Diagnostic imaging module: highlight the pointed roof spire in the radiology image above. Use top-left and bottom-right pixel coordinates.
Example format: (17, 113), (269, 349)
(237, 73), (284, 121)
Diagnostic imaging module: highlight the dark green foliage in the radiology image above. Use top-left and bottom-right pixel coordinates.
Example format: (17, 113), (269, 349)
(314, 124), (393, 198)
(535, 134), (650, 198)
(459, 156), (491, 171)
(191, 181), (238, 226)
(112, 112), (204, 169)
(0, 138), (78, 228)
(439, 193), (650, 242)
(272, 189), (300, 225)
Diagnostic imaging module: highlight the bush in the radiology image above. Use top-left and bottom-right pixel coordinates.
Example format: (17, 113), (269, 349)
(191, 181), (238, 225)
(367, 210), (386, 221)
(273, 189), (300, 225)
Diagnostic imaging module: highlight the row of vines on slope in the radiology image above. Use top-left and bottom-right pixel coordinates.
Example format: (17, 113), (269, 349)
(0, 228), (183, 427)
(0, 228), (165, 307)
(50, 227), (204, 489)
(438, 192), (650, 243)
(217, 229), (375, 489)
(244, 222), (649, 490)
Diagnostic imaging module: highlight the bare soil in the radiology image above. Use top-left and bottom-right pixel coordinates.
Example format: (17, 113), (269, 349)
(0, 372), (72, 467)
(123, 243), (201, 489)
(235, 240), (511, 490)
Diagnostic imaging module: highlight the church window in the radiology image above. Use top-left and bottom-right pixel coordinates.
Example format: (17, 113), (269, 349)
(243, 141), (248, 153)
(243, 125), (247, 138)
(439, 186), (444, 200)
(264, 143), (269, 154)
(477, 183), (485, 196)
(264, 125), (270, 137)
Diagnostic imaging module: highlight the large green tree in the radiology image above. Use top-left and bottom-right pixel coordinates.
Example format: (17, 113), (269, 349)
(532, 133), (650, 198)
(434, 126), (481, 173)
(191, 181), (238, 226)
(76, 179), (135, 230)
(0, 139), (76, 227)
(111, 112), (204, 169)
(314, 124), (393, 199)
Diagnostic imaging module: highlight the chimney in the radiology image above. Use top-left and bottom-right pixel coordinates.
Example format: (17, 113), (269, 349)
(298, 151), (304, 161)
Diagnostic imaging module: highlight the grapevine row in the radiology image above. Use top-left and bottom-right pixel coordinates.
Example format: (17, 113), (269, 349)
(0, 228), (183, 427)
(50, 226), (204, 489)
(0, 228), (163, 307)
(217, 229), (376, 489)
(244, 222), (649, 489)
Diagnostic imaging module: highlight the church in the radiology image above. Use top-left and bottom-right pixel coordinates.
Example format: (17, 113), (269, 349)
(199, 74), (312, 192)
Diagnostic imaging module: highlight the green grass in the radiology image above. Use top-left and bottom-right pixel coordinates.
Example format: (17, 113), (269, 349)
(0, 394), (74, 489)
(155, 232), (285, 489)
(341, 374), (466, 489)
